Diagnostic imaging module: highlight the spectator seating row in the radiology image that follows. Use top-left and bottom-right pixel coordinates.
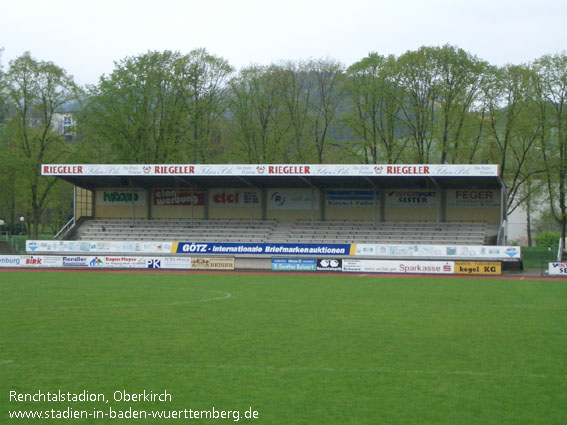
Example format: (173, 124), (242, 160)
(72, 218), (495, 246)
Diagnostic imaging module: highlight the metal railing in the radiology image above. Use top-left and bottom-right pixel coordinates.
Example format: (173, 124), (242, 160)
(496, 220), (507, 245)
(54, 217), (75, 240)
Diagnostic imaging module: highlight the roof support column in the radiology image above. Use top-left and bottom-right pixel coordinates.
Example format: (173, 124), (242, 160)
(321, 189), (326, 221)
(497, 177), (507, 245)
(190, 185), (194, 226)
(129, 178), (135, 227)
(73, 186), (77, 224)
(380, 188), (385, 223)
(364, 177), (379, 227)
(300, 177), (318, 226)
(440, 189), (446, 223)
(204, 189), (209, 220)
(428, 177), (441, 223)
(147, 188), (152, 220)
(262, 188), (267, 221)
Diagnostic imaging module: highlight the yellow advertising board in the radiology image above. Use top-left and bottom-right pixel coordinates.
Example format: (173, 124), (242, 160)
(454, 261), (501, 275)
(191, 257), (235, 270)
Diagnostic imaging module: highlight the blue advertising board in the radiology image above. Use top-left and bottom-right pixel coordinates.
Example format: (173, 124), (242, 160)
(272, 258), (317, 271)
(173, 242), (352, 256)
(326, 190), (377, 207)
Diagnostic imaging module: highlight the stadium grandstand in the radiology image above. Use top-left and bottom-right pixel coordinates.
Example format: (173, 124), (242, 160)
(22, 163), (521, 273)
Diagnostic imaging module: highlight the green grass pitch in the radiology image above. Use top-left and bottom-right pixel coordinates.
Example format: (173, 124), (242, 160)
(1, 271), (566, 424)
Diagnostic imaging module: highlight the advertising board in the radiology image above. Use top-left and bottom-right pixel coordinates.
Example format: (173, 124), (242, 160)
(0, 255), (63, 268)
(208, 189), (260, 206)
(316, 258), (343, 271)
(0, 255), (193, 270)
(325, 190), (377, 207)
(90, 256), (148, 268)
(385, 190), (438, 208)
(190, 257), (235, 270)
(154, 188), (204, 206)
(174, 242), (351, 256)
(267, 189), (319, 210)
(0, 255), (23, 267)
(447, 189), (500, 208)
(352, 244), (521, 261)
(27, 240), (174, 254)
(146, 257), (192, 269)
(271, 258), (317, 271)
(454, 261), (501, 275)
(42, 163), (500, 177)
(342, 259), (454, 274)
(96, 189), (146, 205)
(549, 263), (567, 276)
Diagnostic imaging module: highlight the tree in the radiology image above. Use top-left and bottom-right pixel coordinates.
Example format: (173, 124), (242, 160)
(308, 59), (345, 163)
(228, 65), (289, 162)
(345, 53), (405, 163)
(81, 49), (232, 163)
(534, 53), (567, 251)
(432, 45), (488, 164)
(2, 52), (80, 238)
(395, 47), (440, 163)
(484, 64), (546, 218)
(275, 61), (315, 162)
(183, 48), (233, 162)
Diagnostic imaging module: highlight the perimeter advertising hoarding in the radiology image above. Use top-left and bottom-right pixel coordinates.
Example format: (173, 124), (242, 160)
(271, 258), (317, 271)
(548, 263), (567, 276)
(342, 259), (454, 274)
(82, 256), (148, 268)
(0, 255), (192, 270)
(190, 257), (234, 270)
(42, 164), (500, 177)
(454, 262), (501, 275)
(0, 255), (63, 268)
(27, 240), (174, 254)
(352, 244), (521, 260)
(146, 257), (192, 269)
(173, 242), (351, 256)
(317, 259), (343, 271)
(25, 240), (521, 261)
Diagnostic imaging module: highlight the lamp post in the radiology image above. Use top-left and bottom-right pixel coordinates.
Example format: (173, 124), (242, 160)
(20, 216), (25, 235)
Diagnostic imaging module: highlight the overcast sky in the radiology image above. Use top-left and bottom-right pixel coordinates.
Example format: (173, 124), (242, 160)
(1, 0), (565, 86)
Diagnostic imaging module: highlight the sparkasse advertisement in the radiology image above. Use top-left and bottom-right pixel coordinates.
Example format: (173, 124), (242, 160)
(342, 259), (454, 274)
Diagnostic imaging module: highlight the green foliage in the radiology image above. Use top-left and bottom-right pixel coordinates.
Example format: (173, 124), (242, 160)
(1, 52), (80, 237)
(534, 230), (561, 247)
(80, 49), (232, 163)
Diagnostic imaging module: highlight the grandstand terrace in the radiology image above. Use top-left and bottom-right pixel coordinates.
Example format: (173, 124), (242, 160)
(42, 163), (505, 250)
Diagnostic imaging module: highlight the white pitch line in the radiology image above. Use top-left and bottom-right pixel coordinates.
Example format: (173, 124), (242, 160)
(0, 360), (14, 366)
(11, 291), (232, 311)
(99, 361), (557, 380)
(168, 292), (232, 305)
(358, 274), (368, 278)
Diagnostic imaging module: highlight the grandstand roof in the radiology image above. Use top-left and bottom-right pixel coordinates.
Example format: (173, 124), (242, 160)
(42, 164), (503, 190)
